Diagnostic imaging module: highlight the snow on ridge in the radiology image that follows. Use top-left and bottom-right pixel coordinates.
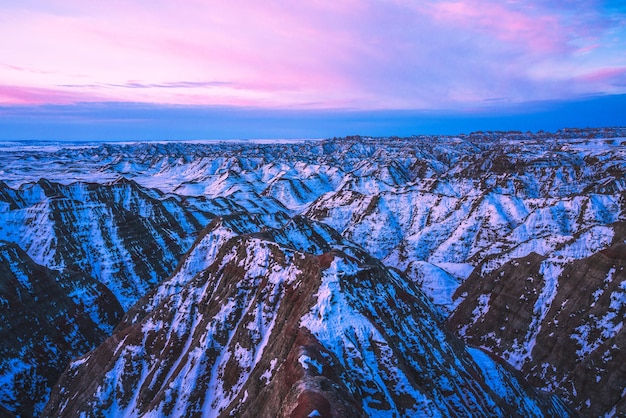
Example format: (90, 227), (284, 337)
(505, 261), (564, 368)
(301, 256), (438, 416)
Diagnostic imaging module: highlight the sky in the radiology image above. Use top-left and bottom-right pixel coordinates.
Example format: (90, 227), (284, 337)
(0, 0), (625, 140)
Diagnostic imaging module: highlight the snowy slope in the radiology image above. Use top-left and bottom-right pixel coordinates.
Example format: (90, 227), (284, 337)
(0, 179), (205, 310)
(448, 223), (626, 416)
(0, 242), (123, 417)
(43, 217), (569, 417)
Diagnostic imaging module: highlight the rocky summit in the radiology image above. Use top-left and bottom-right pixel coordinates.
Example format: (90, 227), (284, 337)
(0, 127), (625, 417)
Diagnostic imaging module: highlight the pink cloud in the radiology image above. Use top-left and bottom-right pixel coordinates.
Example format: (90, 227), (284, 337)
(2, 2), (358, 106)
(0, 85), (106, 105)
(577, 67), (626, 83)
(0, 1), (624, 109)
(418, 0), (569, 55)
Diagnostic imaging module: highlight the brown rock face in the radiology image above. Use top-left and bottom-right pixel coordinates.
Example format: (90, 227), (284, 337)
(239, 329), (364, 418)
(449, 251), (548, 351)
(449, 230), (626, 416)
(42, 234), (357, 418)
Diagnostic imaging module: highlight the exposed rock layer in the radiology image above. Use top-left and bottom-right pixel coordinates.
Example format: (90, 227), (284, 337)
(449, 223), (626, 416)
(44, 218), (568, 417)
(0, 129), (624, 416)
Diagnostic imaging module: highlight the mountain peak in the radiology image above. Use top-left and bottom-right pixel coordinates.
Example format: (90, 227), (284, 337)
(44, 221), (569, 417)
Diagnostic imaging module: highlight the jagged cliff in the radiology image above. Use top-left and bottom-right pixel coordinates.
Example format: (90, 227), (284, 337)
(448, 222), (626, 416)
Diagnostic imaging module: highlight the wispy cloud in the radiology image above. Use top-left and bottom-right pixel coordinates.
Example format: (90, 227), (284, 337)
(576, 67), (626, 89)
(0, 0), (624, 109)
(58, 81), (233, 89)
(0, 84), (109, 105)
(1, 95), (625, 140)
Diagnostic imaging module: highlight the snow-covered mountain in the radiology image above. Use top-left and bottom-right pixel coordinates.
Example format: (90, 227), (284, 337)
(0, 241), (123, 416)
(43, 216), (568, 417)
(448, 222), (626, 416)
(0, 127), (624, 416)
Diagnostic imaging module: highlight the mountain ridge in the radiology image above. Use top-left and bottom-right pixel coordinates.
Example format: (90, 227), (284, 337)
(0, 128), (624, 416)
(43, 216), (570, 417)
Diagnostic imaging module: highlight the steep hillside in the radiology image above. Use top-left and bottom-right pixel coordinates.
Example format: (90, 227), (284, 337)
(448, 222), (626, 416)
(43, 218), (568, 417)
(0, 178), (205, 310)
(2, 131), (624, 313)
(0, 129), (624, 416)
(0, 179), (211, 416)
(0, 242), (123, 417)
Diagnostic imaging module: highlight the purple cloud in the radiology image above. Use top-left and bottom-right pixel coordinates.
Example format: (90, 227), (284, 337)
(0, 0), (624, 109)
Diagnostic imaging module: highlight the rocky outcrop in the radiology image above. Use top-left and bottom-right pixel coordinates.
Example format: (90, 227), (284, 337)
(0, 129), (624, 416)
(0, 178), (210, 417)
(448, 224), (626, 416)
